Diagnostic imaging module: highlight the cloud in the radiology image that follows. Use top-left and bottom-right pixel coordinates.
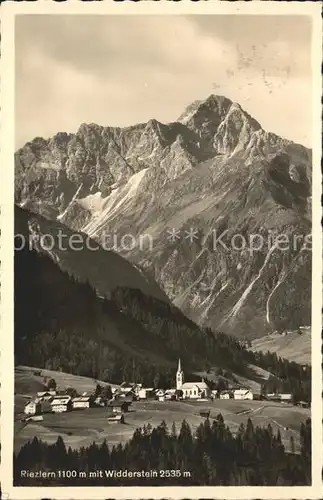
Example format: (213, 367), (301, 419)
(15, 14), (312, 148)
(189, 15), (312, 79)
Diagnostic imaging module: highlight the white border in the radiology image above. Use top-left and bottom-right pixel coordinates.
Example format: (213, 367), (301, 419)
(1, 1), (322, 499)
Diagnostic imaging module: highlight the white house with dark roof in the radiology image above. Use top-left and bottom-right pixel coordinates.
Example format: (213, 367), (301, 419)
(51, 395), (72, 413)
(24, 400), (41, 415)
(37, 390), (56, 400)
(233, 389), (253, 400)
(72, 396), (92, 409)
(176, 359), (210, 399)
(138, 387), (155, 400)
(164, 389), (176, 400)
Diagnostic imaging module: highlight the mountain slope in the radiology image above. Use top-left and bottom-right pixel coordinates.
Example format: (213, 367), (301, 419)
(14, 207), (264, 384)
(14, 205), (168, 302)
(14, 206), (311, 401)
(15, 94), (312, 339)
(250, 328), (311, 365)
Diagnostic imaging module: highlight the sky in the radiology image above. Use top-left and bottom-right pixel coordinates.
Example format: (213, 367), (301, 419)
(15, 14), (313, 149)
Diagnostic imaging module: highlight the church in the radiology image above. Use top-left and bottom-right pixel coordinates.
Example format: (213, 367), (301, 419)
(176, 359), (210, 399)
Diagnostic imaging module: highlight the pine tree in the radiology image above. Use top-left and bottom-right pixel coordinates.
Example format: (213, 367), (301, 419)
(47, 378), (57, 390)
(94, 383), (102, 397)
(171, 421), (177, 439)
(246, 418), (254, 439)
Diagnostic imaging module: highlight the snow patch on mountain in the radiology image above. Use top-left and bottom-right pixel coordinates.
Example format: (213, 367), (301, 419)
(57, 183), (84, 220)
(221, 245), (278, 325)
(82, 168), (149, 236)
(77, 192), (106, 214)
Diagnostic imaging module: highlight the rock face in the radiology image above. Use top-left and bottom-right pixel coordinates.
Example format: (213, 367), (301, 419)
(15, 94), (312, 339)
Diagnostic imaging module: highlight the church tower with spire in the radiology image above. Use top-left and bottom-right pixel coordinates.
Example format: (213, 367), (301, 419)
(176, 358), (184, 390)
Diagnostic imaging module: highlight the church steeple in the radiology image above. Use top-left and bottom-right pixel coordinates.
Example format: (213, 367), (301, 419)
(176, 358), (184, 390)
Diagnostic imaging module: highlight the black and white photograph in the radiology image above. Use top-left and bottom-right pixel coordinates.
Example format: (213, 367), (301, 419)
(0, 1), (322, 498)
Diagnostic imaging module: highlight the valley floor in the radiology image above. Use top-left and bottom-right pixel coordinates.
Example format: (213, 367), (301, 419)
(14, 398), (309, 455)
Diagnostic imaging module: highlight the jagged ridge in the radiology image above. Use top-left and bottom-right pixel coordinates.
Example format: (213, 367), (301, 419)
(15, 95), (312, 339)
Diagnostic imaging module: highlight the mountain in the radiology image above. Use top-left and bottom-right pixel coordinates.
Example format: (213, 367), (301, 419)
(14, 205), (312, 403)
(15, 94), (312, 339)
(14, 206), (266, 386)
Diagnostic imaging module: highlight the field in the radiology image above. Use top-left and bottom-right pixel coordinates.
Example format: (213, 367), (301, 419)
(250, 329), (311, 365)
(15, 365), (118, 399)
(15, 398), (310, 455)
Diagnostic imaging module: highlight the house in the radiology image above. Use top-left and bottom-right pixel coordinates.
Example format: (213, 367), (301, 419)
(24, 401), (41, 415)
(267, 393), (292, 403)
(266, 394), (281, 402)
(72, 396), (93, 410)
(108, 400), (131, 413)
(176, 359), (210, 399)
(94, 396), (107, 407)
(233, 389), (253, 401)
(211, 390), (218, 399)
(114, 383), (141, 400)
(51, 395), (72, 413)
(118, 390), (137, 401)
(133, 383), (143, 396)
(219, 391), (231, 400)
(297, 401), (310, 408)
(107, 413), (125, 424)
(119, 381), (132, 389)
(155, 389), (165, 401)
(199, 410), (210, 418)
(37, 391), (56, 401)
(138, 388), (155, 400)
(164, 389), (176, 400)
(118, 382), (136, 394)
(280, 393), (292, 402)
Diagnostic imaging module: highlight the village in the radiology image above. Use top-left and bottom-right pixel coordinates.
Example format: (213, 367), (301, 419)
(22, 359), (303, 424)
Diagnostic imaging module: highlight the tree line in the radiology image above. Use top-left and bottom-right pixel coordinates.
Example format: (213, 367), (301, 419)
(14, 415), (311, 486)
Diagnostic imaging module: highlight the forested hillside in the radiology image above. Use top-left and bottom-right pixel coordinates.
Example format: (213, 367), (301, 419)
(15, 241), (311, 402)
(15, 244), (253, 383)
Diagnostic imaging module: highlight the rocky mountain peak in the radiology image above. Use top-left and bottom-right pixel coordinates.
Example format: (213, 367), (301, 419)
(146, 118), (159, 128)
(177, 94), (264, 157)
(14, 95), (311, 339)
(178, 94), (232, 127)
(76, 122), (103, 135)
